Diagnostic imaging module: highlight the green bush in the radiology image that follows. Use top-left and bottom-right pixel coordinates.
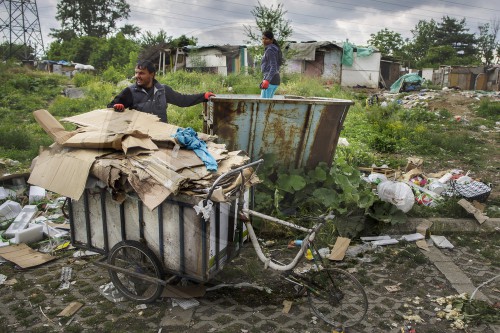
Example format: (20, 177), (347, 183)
(476, 98), (500, 121)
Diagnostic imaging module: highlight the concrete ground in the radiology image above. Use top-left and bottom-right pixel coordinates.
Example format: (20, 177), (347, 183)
(0, 218), (499, 333)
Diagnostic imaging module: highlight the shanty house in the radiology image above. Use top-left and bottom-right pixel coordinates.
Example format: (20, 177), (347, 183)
(183, 45), (249, 75)
(284, 41), (343, 83)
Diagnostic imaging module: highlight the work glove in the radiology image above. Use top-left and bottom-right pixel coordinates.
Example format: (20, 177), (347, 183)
(204, 92), (215, 100)
(260, 80), (269, 89)
(113, 103), (125, 112)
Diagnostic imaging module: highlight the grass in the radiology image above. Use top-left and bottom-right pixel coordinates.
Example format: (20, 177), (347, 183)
(0, 62), (498, 229)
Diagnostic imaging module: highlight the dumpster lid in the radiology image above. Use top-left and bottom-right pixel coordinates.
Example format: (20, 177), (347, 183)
(210, 94), (354, 105)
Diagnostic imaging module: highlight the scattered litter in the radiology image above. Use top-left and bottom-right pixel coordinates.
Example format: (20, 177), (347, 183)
(12, 223), (44, 244)
(98, 282), (125, 303)
(360, 235), (391, 242)
(287, 239), (302, 249)
(282, 300), (293, 314)
(385, 283), (402, 292)
(0, 243), (56, 268)
(0, 187), (16, 200)
(57, 301), (83, 317)
(328, 237), (350, 261)
(430, 235), (454, 249)
(457, 199), (489, 224)
(135, 304), (147, 310)
(377, 181), (415, 212)
(73, 249), (100, 257)
(29, 186), (46, 203)
(171, 297), (199, 310)
(372, 239), (399, 246)
(316, 247), (330, 258)
(59, 266), (72, 290)
(3, 278), (16, 286)
(402, 314), (425, 323)
(400, 233), (425, 242)
(206, 282), (272, 294)
(0, 274), (7, 285)
(3, 204), (38, 238)
(345, 243), (373, 257)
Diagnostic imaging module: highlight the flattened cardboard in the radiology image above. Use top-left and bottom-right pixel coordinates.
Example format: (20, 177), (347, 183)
(62, 109), (214, 144)
(282, 300), (293, 314)
(57, 302), (83, 317)
(328, 237), (351, 261)
(33, 109), (75, 145)
(28, 145), (105, 200)
(458, 199), (489, 224)
(0, 243), (56, 268)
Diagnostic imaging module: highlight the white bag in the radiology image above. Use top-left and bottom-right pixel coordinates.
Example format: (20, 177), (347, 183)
(377, 181), (414, 213)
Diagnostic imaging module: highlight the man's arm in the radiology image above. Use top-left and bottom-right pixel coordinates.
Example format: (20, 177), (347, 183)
(163, 85), (206, 107)
(107, 87), (134, 108)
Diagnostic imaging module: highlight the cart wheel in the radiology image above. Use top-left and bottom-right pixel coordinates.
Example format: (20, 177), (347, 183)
(108, 240), (165, 303)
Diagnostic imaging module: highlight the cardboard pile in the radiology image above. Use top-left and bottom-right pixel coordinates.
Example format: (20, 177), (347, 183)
(29, 109), (259, 210)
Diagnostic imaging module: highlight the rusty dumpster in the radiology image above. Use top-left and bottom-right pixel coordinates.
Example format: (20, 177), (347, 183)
(203, 94), (354, 169)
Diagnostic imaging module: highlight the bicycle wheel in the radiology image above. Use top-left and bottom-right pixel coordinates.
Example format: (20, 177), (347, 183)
(108, 240), (165, 303)
(307, 268), (368, 329)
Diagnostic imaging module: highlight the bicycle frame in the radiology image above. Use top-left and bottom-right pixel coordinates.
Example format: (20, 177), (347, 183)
(242, 208), (327, 271)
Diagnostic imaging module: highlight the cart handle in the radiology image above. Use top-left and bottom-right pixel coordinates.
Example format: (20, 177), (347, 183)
(204, 158), (264, 204)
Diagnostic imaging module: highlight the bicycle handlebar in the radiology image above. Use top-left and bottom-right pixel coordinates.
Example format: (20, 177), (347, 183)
(204, 159), (264, 204)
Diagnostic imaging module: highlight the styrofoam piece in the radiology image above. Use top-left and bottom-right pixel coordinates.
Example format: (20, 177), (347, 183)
(12, 223), (44, 244)
(371, 239), (399, 246)
(42, 223), (69, 239)
(0, 200), (22, 222)
(0, 187), (16, 200)
(29, 186), (46, 204)
(4, 205), (38, 238)
(400, 233), (425, 242)
(430, 235), (454, 249)
(361, 235), (391, 241)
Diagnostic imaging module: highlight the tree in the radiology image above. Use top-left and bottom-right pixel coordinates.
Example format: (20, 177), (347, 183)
(368, 28), (404, 56)
(171, 35), (198, 48)
(139, 29), (173, 48)
(477, 21), (499, 65)
(243, 1), (293, 47)
(435, 16), (477, 60)
(408, 19), (438, 66)
(119, 24), (141, 39)
(51, 0), (130, 41)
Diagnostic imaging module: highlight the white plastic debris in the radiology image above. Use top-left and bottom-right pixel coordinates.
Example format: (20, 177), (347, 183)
(4, 205), (38, 238)
(430, 235), (454, 249)
(377, 181), (415, 212)
(29, 186), (46, 204)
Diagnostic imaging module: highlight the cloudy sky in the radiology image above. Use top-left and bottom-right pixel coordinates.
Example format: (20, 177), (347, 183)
(32, 0), (500, 48)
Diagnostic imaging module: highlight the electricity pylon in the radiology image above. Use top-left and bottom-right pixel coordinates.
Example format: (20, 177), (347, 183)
(0, 0), (45, 61)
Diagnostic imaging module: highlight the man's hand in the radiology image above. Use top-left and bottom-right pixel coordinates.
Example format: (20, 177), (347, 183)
(113, 103), (125, 112)
(204, 92), (215, 100)
(260, 80), (269, 89)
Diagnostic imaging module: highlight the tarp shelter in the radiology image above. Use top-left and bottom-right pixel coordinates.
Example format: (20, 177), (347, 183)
(390, 73), (423, 93)
(340, 41), (381, 88)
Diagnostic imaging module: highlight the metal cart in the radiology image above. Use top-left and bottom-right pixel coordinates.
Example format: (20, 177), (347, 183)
(68, 159), (263, 303)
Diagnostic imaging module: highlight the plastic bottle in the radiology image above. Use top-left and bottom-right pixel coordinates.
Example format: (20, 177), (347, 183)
(305, 249), (314, 260)
(438, 173), (452, 184)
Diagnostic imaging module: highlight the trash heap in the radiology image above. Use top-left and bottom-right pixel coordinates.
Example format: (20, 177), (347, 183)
(361, 157), (492, 221)
(28, 109), (260, 211)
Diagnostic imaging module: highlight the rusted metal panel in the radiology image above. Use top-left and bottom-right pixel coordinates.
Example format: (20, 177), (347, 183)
(204, 95), (353, 169)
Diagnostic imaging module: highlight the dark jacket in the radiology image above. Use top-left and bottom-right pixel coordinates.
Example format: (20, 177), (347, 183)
(261, 43), (281, 85)
(108, 80), (206, 123)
